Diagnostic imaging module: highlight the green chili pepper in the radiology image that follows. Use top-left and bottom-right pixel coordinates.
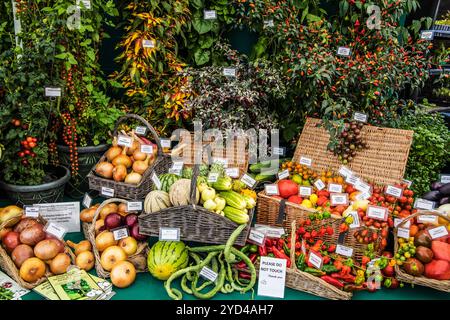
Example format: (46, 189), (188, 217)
(249, 244), (258, 253)
(283, 243), (290, 257)
(240, 244), (251, 254)
(304, 267), (326, 277)
(297, 253), (306, 271)
(322, 264), (339, 274)
(268, 253), (275, 258)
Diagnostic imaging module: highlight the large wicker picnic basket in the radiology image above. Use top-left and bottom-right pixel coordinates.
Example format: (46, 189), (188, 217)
(84, 198), (149, 279)
(0, 216), (75, 289)
(138, 165), (253, 246)
(394, 210), (450, 293)
(87, 114), (172, 200)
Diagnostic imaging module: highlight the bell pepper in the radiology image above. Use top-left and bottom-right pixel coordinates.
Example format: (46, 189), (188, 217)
(321, 275), (344, 289)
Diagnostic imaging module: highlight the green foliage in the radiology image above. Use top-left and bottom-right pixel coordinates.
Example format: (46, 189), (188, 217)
(397, 109), (450, 196)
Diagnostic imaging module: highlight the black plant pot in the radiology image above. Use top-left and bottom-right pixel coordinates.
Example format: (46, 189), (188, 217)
(57, 144), (109, 199)
(0, 165), (70, 206)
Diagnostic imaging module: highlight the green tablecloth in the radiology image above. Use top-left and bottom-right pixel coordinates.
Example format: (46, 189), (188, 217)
(2, 198), (449, 300)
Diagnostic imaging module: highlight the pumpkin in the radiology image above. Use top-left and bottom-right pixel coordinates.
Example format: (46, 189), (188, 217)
(144, 191), (171, 213)
(169, 179), (199, 206)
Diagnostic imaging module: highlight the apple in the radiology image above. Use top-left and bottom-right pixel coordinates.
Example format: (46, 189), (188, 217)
(2, 231), (21, 252)
(118, 237), (138, 256)
(110, 261), (136, 288)
(100, 245), (127, 271)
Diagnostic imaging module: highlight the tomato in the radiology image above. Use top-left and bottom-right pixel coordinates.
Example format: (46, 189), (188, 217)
(26, 137), (33, 143)
(399, 196), (407, 203)
(24, 150), (30, 155)
(407, 197), (414, 204)
(28, 142), (36, 148)
(18, 152), (25, 157)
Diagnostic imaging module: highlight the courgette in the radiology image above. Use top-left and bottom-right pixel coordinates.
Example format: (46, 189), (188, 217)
(249, 158), (288, 173)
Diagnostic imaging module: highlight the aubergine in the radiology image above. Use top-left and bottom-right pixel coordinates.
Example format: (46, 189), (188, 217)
(431, 181), (444, 191)
(422, 190), (442, 201)
(440, 197), (449, 205)
(438, 183), (450, 196)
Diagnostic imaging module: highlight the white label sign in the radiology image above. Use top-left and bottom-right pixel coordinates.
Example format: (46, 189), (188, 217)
(354, 179), (371, 193)
(330, 193), (348, 206)
(346, 175), (359, 185)
(355, 191), (371, 201)
(76, 0), (91, 9)
(338, 166), (353, 178)
(44, 223), (66, 240)
(353, 112), (368, 123)
(417, 215), (438, 224)
(299, 156), (312, 167)
(24, 206), (40, 218)
(142, 39), (155, 48)
(117, 135), (132, 147)
(141, 144), (154, 154)
(200, 266), (218, 282)
(414, 198), (435, 210)
(207, 172), (220, 183)
(35, 202), (80, 233)
(151, 172), (162, 190)
(127, 201), (142, 212)
(223, 68), (236, 77)
(278, 169), (290, 180)
(241, 174), (256, 188)
(112, 227), (129, 241)
(397, 227), (410, 239)
(366, 206), (388, 221)
(212, 157), (228, 168)
(348, 211), (360, 229)
(225, 167), (239, 178)
(258, 257), (286, 299)
(248, 228), (266, 246)
(314, 179), (325, 191)
(337, 46), (351, 56)
(159, 227), (180, 241)
(428, 226), (448, 239)
(440, 175), (450, 183)
(272, 147), (285, 156)
(265, 184), (279, 196)
(299, 186), (313, 197)
(328, 183), (343, 193)
(101, 187), (114, 198)
(385, 185), (403, 198)
(45, 87), (62, 97)
(204, 10), (217, 20)
(336, 244), (353, 257)
(135, 126), (147, 135)
(308, 251), (323, 269)
(420, 30), (434, 40)
(402, 179), (413, 188)
(263, 19), (274, 28)
(170, 161), (184, 176)
(254, 224), (285, 238)
(394, 218), (411, 228)
(160, 139), (171, 149)
(82, 193), (92, 208)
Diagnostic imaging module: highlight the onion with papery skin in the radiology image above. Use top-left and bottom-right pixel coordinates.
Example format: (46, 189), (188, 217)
(20, 224), (46, 246)
(95, 161), (114, 179)
(48, 238), (65, 254)
(0, 227), (11, 240)
(20, 257), (46, 282)
(132, 149), (147, 161)
(76, 251), (95, 271)
(112, 146), (132, 168)
(12, 244), (34, 268)
(80, 207), (97, 223)
(126, 140), (140, 156)
(118, 203), (128, 216)
(95, 219), (105, 236)
(2, 231), (20, 252)
(112, 164), (127, 182)
(132, 153), (151, 175)
(50, 253), (71, 274)
(13, 217), (38, 233)
(106, 146), (123, 162)
(125, 172), (142, 185)
(100, 203), (118, 220)
(95, 231), (117, 252)
(100, 246), (127, 271)
(34, 239), (60, 260)
(67, 240), (92, 256)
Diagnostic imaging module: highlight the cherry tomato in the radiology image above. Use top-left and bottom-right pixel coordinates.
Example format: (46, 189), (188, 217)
(26, 137), (33, 143)
(28, 142), (36, 148)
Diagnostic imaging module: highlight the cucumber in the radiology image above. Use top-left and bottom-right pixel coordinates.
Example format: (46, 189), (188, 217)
(223, 206), (249, 224)
(255, 173), (277, 182)
(249, 158), (288, 173)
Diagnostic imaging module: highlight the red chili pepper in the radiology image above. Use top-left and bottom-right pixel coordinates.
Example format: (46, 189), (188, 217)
(239, 271), (252, 280)
(236, 260), (247, 269)
(249, 253), (257, 264)
(328, 244), (336, 253)
(341, 265), (351, 275)
(323, 256), (331, 265)
(278, 238), (285, 248)
(321, 275), (344, 289)
(272, 246), (291, 268)
(295, 242), (301, 250)
(258, 245), (267, 256)
(333, 260), (343, 271)
(361, 256), (370, 265)
(265, 239), (272, 247)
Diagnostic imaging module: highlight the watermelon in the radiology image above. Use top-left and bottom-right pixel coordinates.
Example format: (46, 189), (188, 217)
(147, 241), (189, 280)
(157, 174), (180, 192)
(199, 164), (209, 177)
(181, 167), (193, 179)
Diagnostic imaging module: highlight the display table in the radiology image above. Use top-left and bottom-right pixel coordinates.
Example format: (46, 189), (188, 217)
(1, 198), (449, 300)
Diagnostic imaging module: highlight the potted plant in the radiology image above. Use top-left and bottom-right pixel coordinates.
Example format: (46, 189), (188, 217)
(44, 0), (122, 198)
(0, 3), (69, 205)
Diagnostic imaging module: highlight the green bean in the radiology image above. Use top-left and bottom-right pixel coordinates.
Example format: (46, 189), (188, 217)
(164, 251), (219, 300)
(224, 224), (247, 263)
(181, 274), (192, 294)
(188, 245), (225, 253)
(191, 255), (226, 299)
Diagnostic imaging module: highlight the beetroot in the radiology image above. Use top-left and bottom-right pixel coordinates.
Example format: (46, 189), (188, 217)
(424, 260), (450, 280)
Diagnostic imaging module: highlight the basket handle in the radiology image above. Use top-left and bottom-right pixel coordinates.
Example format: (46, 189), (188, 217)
(190, 164), (200, 205)
(397, 210), (450, 229)
(88, 198), (129, 235)
(289, 220), (297, 270)
(113, 113), (163, 157)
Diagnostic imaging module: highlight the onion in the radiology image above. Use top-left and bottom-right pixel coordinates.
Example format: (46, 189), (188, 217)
(67, 240), (92, 256)
(132, 149), (147, 161)
(95, 161), (114, 179)
(112, 154), (132, 169)
(50, 253), (71, 275)
(95, 219), (105, 236)
(125, 172), (142, 185)
(132, 154), (151, 175)
(117, 203), (128, 216)
(100, 203), (118, 220)
(34, 239), (60, 260)
(95, 231), (117, 252)
(106, 146), (123, 162)
(12, 244), (35, 268)
(76, 251), (95, 271)
(126, 140), (140, 156)
(112, 164), (127, 182)
(80, 207), (97, 223)
(13, 217), (38, 233)
(19, 257), (46, 283)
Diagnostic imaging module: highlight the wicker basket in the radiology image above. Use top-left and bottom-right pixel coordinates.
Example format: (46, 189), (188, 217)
(85, 198), (150, 279)
(394, 210), (450, 293)
(173, 131), (249, 177)
(0, 216), (75, 289)
(138, 165), (253, 246)
(87, 114), (173, 200)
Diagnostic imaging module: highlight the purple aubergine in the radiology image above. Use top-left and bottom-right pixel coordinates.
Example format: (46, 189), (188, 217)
(422, 190), (442, 202)
(438, 183), (450, 196)
(439, 197), (449, 205)
(431, 181), (443, 191)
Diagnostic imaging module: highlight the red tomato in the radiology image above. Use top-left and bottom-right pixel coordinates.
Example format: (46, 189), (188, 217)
(287, 195), (303, 205)
(278, 180), (299, 199)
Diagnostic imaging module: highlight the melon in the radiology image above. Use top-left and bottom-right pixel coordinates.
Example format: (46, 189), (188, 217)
(169, 179), (200, 206)
(144, 191), (171, 213)
(156, 174), (180, 193)
(147, 241), (189, 280)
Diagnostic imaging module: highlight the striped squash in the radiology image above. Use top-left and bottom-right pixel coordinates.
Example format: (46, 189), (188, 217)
(147, 241), (189, 280)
